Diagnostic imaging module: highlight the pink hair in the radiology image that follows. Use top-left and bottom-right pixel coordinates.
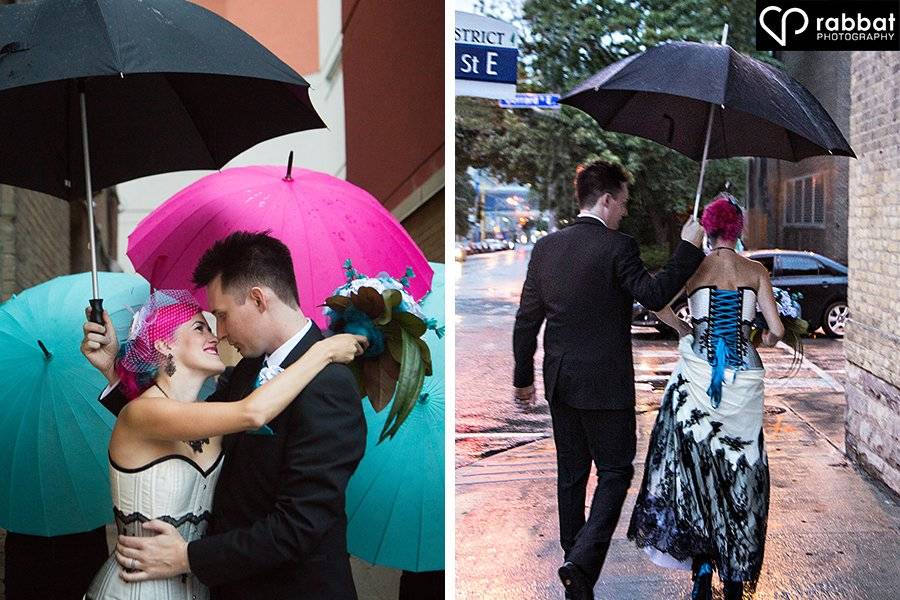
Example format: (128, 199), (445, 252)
(701, 194), (744, 242)
(114, 293), (202, 400)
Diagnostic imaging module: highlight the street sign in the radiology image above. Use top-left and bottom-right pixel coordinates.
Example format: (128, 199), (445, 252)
(455, 11), (518, 100)
(498, 93), (560, 109)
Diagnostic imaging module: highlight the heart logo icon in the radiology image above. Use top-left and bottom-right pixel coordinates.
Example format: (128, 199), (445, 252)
(759, 6), (810, 47)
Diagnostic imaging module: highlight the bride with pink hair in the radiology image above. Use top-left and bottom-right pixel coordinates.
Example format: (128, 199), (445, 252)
(627, 194), (785, 600)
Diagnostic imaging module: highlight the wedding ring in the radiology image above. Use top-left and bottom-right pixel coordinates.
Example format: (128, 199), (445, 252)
(130, 557), (135, 570)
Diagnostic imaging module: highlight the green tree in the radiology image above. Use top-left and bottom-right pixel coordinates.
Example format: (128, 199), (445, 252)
(455, 170), (476, 237)
(456, 0), (769, 248)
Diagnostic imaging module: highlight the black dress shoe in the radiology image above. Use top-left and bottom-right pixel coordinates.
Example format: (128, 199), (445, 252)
(558, 562), (594, 600)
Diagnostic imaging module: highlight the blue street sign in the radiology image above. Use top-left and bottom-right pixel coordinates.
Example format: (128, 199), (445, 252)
(455, 43), (517, 84)
(498, 93), (561, 109)
(455, 12), (518, 100)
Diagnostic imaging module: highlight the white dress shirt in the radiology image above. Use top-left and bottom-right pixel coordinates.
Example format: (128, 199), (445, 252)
(263, 318), (312, 368)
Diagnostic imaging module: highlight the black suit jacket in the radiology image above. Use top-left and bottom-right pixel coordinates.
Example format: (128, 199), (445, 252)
(101, 323), (366, 600)
(513, 217), (704, 409)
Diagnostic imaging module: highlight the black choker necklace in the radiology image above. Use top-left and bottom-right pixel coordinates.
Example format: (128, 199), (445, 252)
(712, 246), (736, 253)
(154, 384), (210, 454)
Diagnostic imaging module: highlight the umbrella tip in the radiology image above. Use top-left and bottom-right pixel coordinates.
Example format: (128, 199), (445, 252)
(284, 151), (294, 182)
(37, 340), (52, 361)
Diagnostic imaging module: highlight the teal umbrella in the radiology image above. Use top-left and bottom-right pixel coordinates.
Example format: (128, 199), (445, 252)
(0, 272), (150, 535)
(345, 262), (445, 572)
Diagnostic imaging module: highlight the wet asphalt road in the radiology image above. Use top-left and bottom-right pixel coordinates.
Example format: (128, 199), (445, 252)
(454, 246), (900, 599)
(454, 246), (849, 467)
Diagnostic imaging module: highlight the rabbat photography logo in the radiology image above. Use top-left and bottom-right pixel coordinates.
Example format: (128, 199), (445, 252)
(756, 1), (900, 51)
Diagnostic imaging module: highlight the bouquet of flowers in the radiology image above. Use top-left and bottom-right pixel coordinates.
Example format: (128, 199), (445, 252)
(323, 260), (442, 442)
(750, 286), (809, 374)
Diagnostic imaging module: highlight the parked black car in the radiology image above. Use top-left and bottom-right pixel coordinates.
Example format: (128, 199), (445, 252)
(632, 249), (849, 337)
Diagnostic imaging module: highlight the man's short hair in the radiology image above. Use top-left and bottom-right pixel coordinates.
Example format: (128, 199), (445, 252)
(192, 231), (300, 307)
(575, 161), (630, 209)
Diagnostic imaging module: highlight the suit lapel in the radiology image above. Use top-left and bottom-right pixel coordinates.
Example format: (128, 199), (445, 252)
(222, 322), (323, 448)
(232, 321), (322, 398)
(237, 355), (265, 398)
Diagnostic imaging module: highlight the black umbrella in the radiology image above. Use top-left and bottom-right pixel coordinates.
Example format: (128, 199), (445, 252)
(561, 26), (854, 218)
(0, 0), (324, 322)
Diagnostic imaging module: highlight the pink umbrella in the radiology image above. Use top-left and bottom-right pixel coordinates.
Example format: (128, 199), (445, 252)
(127, 163), (432, 327)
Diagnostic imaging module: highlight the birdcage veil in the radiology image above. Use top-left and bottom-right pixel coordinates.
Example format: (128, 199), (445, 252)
(115, 289), (202, 400)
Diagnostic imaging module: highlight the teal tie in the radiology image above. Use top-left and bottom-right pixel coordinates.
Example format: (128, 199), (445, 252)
(248, 360), (275, 436)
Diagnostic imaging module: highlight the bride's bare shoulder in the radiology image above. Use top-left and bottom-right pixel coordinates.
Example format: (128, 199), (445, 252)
(118, 390), (167, 423)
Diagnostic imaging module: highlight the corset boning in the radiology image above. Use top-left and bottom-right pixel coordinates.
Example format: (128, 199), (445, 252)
(689, 287), (763, 371)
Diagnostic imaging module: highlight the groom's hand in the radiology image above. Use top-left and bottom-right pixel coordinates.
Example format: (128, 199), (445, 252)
(680, 216), (704, 248)
(514, 385), (537, 407)
(116, 521), (190, 582)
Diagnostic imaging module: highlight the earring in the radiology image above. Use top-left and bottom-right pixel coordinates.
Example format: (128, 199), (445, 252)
(165, 354), (176, 377)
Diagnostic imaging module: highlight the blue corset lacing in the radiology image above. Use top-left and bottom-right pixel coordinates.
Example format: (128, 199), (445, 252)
(706, 289), (743, 408)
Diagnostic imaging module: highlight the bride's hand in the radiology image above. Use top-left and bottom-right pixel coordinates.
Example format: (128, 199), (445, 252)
(318, 334), (369, 363)
(761, 330), (781, 347)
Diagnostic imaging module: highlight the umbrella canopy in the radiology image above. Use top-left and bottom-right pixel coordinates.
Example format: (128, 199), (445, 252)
(0, 272), (149, 535)
(126, 165), (433, 327)
(0, 0), (324, 200)
(561, 41), (854, 162)
(345, 262), (445, 572)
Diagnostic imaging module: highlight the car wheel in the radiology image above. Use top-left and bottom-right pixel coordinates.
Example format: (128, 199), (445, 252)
(822, 300), (848, 337)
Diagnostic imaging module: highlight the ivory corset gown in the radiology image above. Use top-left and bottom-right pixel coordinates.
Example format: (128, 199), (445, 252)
(86, 451), (224, 600)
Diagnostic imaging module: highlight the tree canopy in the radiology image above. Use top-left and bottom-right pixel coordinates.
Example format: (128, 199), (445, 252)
(456, 0), (771, 247)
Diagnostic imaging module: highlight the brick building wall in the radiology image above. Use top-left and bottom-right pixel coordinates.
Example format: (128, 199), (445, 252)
(845, 51), (900, 493)
(399, 191), (444, 262)
(342, 0), (445, 263)
(0, 185), (118, 302)
(0, 186), (70, 301)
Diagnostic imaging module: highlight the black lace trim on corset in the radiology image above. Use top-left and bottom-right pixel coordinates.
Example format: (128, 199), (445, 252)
(114, 507), (212, 529)
(627, 373), (769, 583)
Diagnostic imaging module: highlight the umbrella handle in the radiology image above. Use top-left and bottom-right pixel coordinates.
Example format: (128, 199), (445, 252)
(89, 298), (105, 325)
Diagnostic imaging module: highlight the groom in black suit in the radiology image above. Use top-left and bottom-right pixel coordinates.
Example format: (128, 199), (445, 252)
(513, 161), (704, 599)
(81, 232), (365, 600)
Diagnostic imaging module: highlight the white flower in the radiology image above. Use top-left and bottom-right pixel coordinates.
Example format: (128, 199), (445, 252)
(771, 286), (800, 318)
(329, 275), (425, 318)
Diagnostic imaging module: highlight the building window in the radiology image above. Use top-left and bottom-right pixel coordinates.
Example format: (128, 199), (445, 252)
(784, 175), (825, 227)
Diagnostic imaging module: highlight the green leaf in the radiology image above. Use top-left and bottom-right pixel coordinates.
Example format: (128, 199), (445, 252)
(378, 328), (425, 443)
(415, 338), (433, 376)
(395, 311), (427, 338)
(383, 289), (402, 309)
(376, 290), (401, 325)
(383, 320), (403, 363)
